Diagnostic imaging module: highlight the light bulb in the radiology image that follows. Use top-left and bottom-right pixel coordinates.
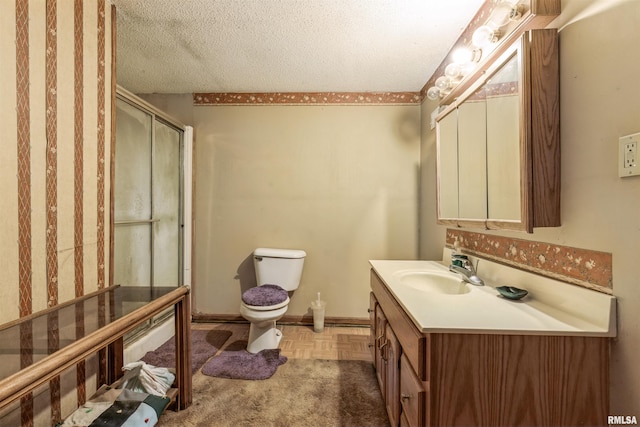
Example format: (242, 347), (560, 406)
(458, 62), (476, 77)
(452, 47), (482, 64)
(435, 76), (452, 91)
(444, 63), (464, 79)
(488, 1), (523, 29)
(426, 86), (441, 101)
(472, 25), (499, 48)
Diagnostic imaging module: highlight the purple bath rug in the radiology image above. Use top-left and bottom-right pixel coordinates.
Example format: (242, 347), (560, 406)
(140, 329), (232, 374)
(201, 345), (287, 380)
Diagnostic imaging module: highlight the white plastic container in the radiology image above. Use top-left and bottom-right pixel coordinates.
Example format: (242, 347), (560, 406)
(311, 296), (326, 333)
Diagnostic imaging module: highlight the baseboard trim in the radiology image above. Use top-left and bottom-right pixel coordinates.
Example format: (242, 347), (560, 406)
(192, 313), (369, 327)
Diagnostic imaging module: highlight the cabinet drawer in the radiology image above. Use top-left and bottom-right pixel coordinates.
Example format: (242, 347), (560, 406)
(400, 354), (425, 427)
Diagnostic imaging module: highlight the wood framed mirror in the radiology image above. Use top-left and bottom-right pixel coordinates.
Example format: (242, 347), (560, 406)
(436, 29), (560, 233)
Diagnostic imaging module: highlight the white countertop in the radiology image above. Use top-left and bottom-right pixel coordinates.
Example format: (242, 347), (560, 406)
(369, 260), (617, 337)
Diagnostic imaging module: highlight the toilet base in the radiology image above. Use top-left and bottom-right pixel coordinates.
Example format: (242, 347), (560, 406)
(246, 320), (283, 354)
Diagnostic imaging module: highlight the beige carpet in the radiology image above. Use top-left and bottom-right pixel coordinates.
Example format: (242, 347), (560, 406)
(159, 358), (390, 427)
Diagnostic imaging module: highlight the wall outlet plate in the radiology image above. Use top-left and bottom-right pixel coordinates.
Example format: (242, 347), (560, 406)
(619, 133), (640, 178)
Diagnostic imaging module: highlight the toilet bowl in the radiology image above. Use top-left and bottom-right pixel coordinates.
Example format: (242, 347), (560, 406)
(240, 248), (306, 354)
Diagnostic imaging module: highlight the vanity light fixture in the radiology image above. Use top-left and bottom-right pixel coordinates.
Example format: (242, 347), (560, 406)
(435, 75), (454, 92)
(472, 25), (500, 49)
(426, 86), (442, 101)
(425, 0), (524, 101)
(444, 63), (464, 79)
(487, 0), (523, 29)
(452, 47), (482, 64)
(426, 47), (482, 101)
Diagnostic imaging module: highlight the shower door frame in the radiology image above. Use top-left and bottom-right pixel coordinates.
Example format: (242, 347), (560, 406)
(112, 86), (193, 342)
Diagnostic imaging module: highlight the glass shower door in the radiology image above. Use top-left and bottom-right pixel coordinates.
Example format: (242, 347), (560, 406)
(114, 96), (183, 341)
(152, 121), (183, 291)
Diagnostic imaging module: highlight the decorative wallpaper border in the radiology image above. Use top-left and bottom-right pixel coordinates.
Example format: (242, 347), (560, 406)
(193, 91), (421, 106)
(446, 229), (613, 294)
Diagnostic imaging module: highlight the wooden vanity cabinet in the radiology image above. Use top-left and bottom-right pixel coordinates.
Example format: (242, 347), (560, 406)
(400, 354), (426, 427)
(370, 270), (609, 427)
(370, 292), (402, 426)
(369, 292), (378, 364)
(370, 274), (427, 427)
(372, 298), (387, 391)
(384, 324), (401, 427)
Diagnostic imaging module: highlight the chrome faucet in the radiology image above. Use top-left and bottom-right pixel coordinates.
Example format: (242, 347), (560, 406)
(449, 254), (484, 286)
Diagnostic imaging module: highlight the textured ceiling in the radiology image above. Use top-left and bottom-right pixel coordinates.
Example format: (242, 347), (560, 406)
(113, 0), (485, 94)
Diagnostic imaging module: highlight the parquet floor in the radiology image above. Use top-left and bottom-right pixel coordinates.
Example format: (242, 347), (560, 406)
(192, 322), (372, 362)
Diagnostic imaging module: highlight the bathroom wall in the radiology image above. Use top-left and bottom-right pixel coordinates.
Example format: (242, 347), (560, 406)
(420, 0), (640, 414)
(194, 104), (420, 320)
(0, 0), (113, 423)
(141, 95), (421, 321)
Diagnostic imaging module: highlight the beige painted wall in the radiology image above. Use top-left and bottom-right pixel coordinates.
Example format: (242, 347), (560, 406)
(419, 101), (446, 261)
(140, 96), (421, 320)
(420, 0), (640, 414)
(192, 104), (420, 319)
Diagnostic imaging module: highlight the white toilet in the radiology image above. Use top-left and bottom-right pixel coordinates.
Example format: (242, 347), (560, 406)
(240, 247), (306, 353)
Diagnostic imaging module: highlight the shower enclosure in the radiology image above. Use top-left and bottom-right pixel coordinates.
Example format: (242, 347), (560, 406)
(114, 87), (192, 343)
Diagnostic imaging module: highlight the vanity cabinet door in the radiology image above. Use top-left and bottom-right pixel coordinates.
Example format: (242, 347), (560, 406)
(385, 324), (401, 427)
(400, 412), (411, 427)
(457, 94), (487, 221)
(369, 292), (377, 364)
(374, 305), (387, 391)
(400, 354), (426, 427)
(436, 111), (459, 222)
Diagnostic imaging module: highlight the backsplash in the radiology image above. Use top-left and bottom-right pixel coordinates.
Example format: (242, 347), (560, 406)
(446, 229), (612, 294)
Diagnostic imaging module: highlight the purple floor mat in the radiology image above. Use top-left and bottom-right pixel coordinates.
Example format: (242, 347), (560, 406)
(201, 341), (287, 380)
(140, 329), (232, 374)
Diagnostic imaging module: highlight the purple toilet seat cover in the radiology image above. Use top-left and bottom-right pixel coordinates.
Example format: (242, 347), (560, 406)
(242, 284), (288, 306)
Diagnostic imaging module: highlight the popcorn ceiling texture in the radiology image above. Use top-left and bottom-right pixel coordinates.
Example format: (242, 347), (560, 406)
(113, 0), (484, 94)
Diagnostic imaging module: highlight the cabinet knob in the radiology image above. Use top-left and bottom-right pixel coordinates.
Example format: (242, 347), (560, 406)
(401, 394), (411, 401)
(367, 308), (374, 313)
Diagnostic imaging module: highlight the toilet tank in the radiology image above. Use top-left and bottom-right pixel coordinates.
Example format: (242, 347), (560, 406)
(253, 248), (306, 291)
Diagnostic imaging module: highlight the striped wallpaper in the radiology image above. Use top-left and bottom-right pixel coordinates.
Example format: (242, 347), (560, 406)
(1, 0), (112, 424)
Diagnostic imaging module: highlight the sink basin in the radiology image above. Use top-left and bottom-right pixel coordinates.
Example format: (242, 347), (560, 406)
(395, 271), (470, 295)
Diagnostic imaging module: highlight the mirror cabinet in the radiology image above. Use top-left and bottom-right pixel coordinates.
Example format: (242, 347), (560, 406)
(436, 29), (560, 233)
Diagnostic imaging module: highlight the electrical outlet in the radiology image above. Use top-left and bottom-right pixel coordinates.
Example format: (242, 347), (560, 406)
(624, 142), (637, 167)
(619, 133), (640, 177)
